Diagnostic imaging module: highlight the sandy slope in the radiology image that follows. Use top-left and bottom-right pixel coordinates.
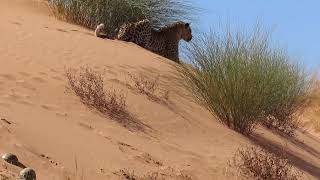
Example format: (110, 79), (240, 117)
(0, 0), (319, 179)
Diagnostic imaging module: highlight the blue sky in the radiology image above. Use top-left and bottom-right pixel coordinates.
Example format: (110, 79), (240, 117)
(193, 0), (320, 70)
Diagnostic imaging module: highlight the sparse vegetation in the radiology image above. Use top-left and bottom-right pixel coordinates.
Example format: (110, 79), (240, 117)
(305, 80), (320, 132)
(118, 169), (192, 180)
(128, 73), (169, 102)
(231, 146), (301, 180)
(65, 66), (128, 120)
(178, 27), (311, 134)
(0, 162), (15, 180)
(310, 114), (320, 132)
(119, 169), (165, 180)
(262, 116), (304, 137)
(48, 0), (196, 37)
(65, 66), (149, 132)
(0, 175), (9, 180)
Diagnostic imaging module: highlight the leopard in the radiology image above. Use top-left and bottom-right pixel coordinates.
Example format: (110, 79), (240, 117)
(116, 19), (152, 47)
(95, 19), (192, 63)
(146, 21), (192, 63)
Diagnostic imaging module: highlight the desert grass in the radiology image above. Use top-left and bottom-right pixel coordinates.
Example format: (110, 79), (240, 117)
(118, 169), (192, 180)
(0, 175), (9, 180)
(128, 73), (169, 102)
(310, 115), (320, 132)
(66, 66), (127, 118)
(304, 80), (320, 132)
(0, 165), (9, 180)
(0, 162), (14, 180)
(65, 66), (148, 132)
(48, 0), (197, 37)
(178, 26), (311, 134)
(231, 146), (302, 180)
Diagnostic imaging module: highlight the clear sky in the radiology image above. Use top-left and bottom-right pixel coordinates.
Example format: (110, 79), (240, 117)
(194, 0), (320, 69)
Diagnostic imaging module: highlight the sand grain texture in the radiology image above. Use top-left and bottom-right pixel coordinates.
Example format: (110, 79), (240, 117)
(0, 0), (319, 179)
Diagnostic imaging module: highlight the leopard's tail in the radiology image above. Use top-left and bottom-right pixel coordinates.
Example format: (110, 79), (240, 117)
(94, 23), (116, 39)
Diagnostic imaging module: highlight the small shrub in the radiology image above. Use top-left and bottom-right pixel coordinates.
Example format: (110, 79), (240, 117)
(118, 169), (192, 180)
(48, 0), (196, 36)
(232, 146), (301, 180)
(178, 26), (311, 134)
(0, 174), (10, 180)
(128, 73), (169, 102)
(309, 110), (320, 132)
(262, 116), (303, 137)
(65, 66), (128, 119)
(311, 117), (320, 132)
(305, 80), (320, 132)
(119, 169), (165, 180)
(0, 162), (13, 180)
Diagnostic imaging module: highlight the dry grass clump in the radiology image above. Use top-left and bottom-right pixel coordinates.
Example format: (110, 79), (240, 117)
(119, 169), (165, 180)
(179, 26), (311, 135)
(231, 146), (301, 180)
(304, 80), (320, 132)
(48, 0), (196, 37)
(128, 73), (169, 102)
(262, 116), (304, 137)
(0, 162), (16, 180)
(65, 66), (149, 132)
(118, 169), (192, 180)
(309, 113), (320, 132)
(0, 175), (9, 180)
(65, 66), (128, 120)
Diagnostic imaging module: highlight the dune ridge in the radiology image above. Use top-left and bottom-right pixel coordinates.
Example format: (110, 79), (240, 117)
(0, 0), (319, 179)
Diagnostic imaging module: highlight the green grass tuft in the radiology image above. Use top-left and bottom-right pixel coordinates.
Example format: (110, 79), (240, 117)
(178, 26), (311, 134)
(48, 0), (197, 36)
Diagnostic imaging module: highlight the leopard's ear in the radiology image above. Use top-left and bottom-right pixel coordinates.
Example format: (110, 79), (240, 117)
(185, 23), (190, 28)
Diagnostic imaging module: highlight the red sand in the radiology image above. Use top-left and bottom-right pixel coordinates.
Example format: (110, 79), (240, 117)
(0, 0), (319, 179)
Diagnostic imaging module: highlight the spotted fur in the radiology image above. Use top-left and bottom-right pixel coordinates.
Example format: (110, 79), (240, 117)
(146, 21), (192, 63)
(96, 19), (193, 63)
(116, 19), (152, 47)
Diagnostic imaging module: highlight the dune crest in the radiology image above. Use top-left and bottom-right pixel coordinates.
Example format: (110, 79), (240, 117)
(0, 0), (319, 179)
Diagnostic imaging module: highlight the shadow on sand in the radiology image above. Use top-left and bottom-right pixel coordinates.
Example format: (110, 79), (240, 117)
(248, 132), (320, 178)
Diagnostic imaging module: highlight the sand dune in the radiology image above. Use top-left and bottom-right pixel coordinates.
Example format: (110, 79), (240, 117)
(0, 0), (320, 179)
